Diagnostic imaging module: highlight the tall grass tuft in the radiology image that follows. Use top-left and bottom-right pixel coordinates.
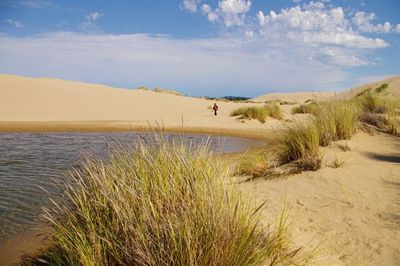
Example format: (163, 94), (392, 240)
(42, 135), (301, 266)
(357, 91), (383, 113)
(316, 100), (360, 146)
(231, 106), (268, 123)
(231, 104), (283, 123)
(292, 103), (319, 115)
(277, 121), (322, 171)
(375, 83), (388, 94)
(385, 101), (399, 135)
(265, 103), (284, 120)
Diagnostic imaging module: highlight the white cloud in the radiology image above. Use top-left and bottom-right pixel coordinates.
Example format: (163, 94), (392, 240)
(352, 11), (393, 33)
(3, 19), (24, 28)
(257, 5), (348, 32)
(219, 0), (251, 14)
(245, 30), (254, 37)
(255, 3), (389, 49)
(79, 12), (103, 32)
(320, 47), (367, 66)
(181, 0), (200, 13)
(199, 0), (251, 26)
(86, 12), (102, 21)
(0, 32), (347, 95)
(300, 31), (388, 48)
(7, 0), (53, 9)
(250, 2), (391, 67)
(396, 24), (400, 33)
(201, 4), (219, 22)
(256, 11), (266, 26)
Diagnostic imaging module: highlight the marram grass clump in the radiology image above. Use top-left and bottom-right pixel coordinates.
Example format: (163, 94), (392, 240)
(42, 135), (302, 266)
(291, 103), (319, 115)
(277, 120), (322, 171)
(231, 104), (283, 123)
(316, 100), (361, 146)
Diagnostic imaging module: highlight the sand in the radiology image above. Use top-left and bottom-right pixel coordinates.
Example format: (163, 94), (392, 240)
(337, 75), (400, 99)
(240, 131), (400, 265)
(252, 91), (335, 103)
(0, 74), (281, 134)
(1, 74), (399, 265)
(252, 75), (400, 103)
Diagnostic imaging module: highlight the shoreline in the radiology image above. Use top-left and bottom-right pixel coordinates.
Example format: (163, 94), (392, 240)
(0, 121), (275, 141)
(0, 123), (272, 265)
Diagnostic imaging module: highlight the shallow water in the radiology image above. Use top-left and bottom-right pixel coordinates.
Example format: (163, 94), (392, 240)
(0, 132), (263, 242)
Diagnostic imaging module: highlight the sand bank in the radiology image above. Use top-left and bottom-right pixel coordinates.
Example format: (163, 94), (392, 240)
(1, 74), (400, 265)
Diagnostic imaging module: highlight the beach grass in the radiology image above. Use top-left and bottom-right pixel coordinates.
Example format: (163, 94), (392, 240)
(375, 83), (388, 94)
(316, 100), (360, 146)
(277, 120), (322, 171)
(291, 103), (319, 115)
(39, 134), (303, 266)
(231, 104), (283, 123)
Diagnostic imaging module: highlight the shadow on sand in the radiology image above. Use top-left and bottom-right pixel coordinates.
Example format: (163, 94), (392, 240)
(381, 179), (400, 230)
(363, 152), (400, 164)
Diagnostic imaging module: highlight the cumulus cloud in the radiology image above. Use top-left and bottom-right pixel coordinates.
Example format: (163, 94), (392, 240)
(253, 2), (391, 66)
(199, 0), (251, 26)
(0, 32), (347, 95)
(201, 4), (219, 22)
(3, 19), (24, 28)
(352, 11), (393, 33)
(181, 0), (200, 13)
(79, 11), (103, 32)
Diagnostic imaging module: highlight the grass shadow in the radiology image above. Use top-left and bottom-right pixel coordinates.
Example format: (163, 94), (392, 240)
(363, 152), (400, 164)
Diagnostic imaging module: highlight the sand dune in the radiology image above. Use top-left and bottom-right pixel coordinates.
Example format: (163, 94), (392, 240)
(0, 74), (282, 135)
(2, 74), (398, 130)
(252, 91), (335, 103)
(337, 75), (400, 99)
(1, 74), (400, 264)
(252, 75), (400, 103)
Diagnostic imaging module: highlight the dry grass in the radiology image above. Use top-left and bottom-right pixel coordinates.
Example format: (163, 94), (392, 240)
(385, 101), (399, 135)
(231, 106), (268, 123)
(38, 134), (304, 266)
(231, 104), (283, 123)
(358, 91), (383, 113)
(328, 154), (347, 168)
(316, 100), (360, 146)
(265, 103), (284, 120)
(357, 95), (400, 135)
(235, 152), (274, 178)
(291, 103), (319, 115)
(335, 143), (351, 152)
(277, 121), (322, 171)
(153, 88), (183, 96)
(375, 83), (388, 94)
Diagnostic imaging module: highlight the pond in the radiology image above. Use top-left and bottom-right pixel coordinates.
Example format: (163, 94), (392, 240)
(0, 131), (264, 243)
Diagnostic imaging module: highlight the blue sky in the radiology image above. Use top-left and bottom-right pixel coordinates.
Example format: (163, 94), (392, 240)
(0, 0), (399, 97)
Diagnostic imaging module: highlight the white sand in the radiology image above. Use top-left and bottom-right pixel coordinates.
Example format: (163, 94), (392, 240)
(337, 75), (400, 99)
(240, 132), (400, 265)
(1, 74), (399, 265)
(252, 91), (335, 103)
(0, 74), (284, 136)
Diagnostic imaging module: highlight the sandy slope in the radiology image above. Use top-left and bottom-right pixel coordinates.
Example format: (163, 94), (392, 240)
(337, 75), (400, 99)
(0, 74), (284, 135)
(240, 132), (400, 265)
(251, 75), (400, 103)
(251, 91), (335, 103)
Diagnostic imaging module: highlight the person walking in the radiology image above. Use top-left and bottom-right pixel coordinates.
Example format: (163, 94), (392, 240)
(212, 103), (219, 116)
